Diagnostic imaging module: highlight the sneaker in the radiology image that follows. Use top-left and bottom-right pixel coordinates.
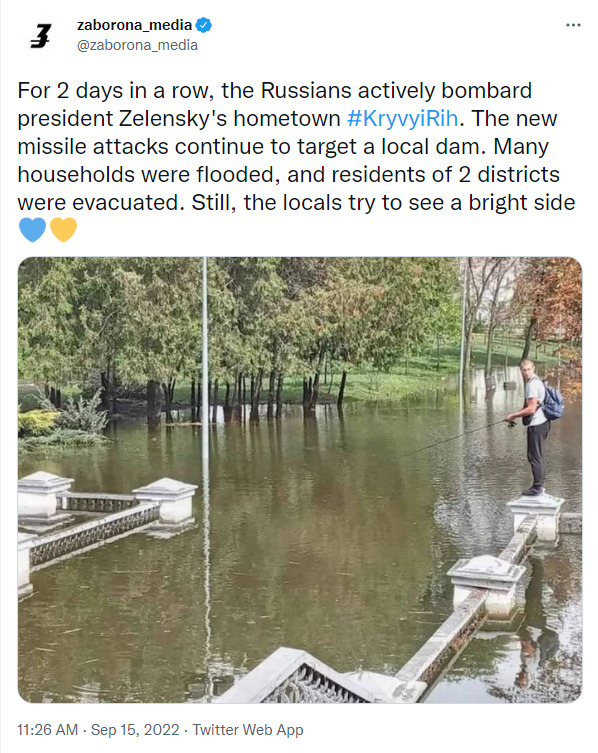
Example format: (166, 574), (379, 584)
(522, 487), (544, 496)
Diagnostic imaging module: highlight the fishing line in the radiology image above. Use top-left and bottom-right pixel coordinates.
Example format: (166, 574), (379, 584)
(398, 418), (514, 460)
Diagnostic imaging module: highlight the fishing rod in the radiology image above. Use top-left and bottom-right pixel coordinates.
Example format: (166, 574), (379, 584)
(398, 418), (516, 460)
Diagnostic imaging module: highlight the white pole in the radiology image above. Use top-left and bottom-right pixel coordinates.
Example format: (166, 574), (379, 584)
(202, 256), (209, 470)
(201, 256), (212, 700)
(458, 258), (467, 405)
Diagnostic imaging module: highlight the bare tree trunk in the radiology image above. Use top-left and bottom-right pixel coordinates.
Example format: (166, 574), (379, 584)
(309, 347), (326, 409)
(464, 322), (474, 371)
(276, 372), (284, 418)
(522, 316), (536, 360)
(212, 378), (219, 424)
(191, 377), (196, 420)
(162, 381), (174, 423)
(267, 370), (276, 419)
(224, 381), (232, 422)
(112, 369), (118, 414)
(231, 374), (238, 406)
(337, 370), (348, 409)
(147, 380), (162, 428)
(234, 372), (243, 421)
(250, 369), (263, 422)
(485, 325), (495, 374)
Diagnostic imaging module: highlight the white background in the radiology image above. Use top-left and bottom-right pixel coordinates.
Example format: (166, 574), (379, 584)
(1, 1), (595, 749)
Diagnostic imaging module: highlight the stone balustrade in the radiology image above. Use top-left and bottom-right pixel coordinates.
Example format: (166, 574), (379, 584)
(17, 472), (198, 599)
(215, 491), (578, 704)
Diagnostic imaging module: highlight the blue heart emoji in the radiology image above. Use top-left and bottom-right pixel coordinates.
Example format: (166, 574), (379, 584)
(20, 217), (46, 242)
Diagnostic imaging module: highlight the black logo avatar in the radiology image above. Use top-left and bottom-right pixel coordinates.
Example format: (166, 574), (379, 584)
(31, 24), (51, 49)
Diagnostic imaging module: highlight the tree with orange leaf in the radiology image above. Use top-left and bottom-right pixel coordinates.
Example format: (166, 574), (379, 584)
(513, 257), (581, 359)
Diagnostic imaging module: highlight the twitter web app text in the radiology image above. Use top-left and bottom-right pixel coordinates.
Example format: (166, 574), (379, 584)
(1, 2), (594, 752)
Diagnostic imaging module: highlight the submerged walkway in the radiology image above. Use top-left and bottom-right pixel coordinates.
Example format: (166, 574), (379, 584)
(17, 470), (579, 703)
(216, 494), (578, 703)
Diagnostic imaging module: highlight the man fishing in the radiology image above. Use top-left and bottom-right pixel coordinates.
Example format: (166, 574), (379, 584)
(505, 358), (549, 496)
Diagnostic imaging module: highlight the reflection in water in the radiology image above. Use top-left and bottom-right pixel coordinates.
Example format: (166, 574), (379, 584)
(18, 367), (581, 702)
(514, 557), (560, 691)
(426, 536), (581, 704)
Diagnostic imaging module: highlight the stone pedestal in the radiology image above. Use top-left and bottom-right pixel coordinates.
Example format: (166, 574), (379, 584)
(18, 532), (37, 599)
(507, 493), (564, 542)
(18, 471), (74, 518)
(447, 555), (525, 619)
(481, 608), (525, 633)
(133, 478), (197, 533)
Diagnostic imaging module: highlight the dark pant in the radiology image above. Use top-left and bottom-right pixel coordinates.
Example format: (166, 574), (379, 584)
(527, 421), (550, 491)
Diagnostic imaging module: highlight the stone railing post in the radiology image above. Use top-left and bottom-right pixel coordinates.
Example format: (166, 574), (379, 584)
(18, 471), (74, 518)
(447, 555), (525, 620)
(18, 532), (38, 599)
(133, 478), (197, 531)
(507, 493), (564, 542)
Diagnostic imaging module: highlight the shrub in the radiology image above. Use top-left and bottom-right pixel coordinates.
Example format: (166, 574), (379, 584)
(19, 429), (110, 454)
(18, 410), (57, 437)
(54, 388), (109, 434)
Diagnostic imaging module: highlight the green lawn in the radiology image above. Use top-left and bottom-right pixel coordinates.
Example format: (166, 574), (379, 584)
(172, 334), (566, 406)
(280, 335), (563, 403)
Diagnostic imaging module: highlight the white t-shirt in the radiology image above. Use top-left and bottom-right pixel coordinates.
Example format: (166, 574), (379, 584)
(526, 376), (547, 426)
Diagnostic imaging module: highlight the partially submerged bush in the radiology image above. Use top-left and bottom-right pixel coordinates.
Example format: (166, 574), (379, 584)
(19, 429), (109, 454)
(54, 388), (109, 434)
(18, 410), (57, 437)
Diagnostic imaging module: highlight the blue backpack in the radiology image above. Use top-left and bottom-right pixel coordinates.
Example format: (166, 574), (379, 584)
(541, 381), (565, 421)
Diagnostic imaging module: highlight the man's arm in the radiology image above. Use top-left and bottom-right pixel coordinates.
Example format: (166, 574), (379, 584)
(506, 398), (539, 423)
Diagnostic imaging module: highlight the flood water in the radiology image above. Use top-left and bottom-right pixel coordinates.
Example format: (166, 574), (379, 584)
(18, 368), (582, 703)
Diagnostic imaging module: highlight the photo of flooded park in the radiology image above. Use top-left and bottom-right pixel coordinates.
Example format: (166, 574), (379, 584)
(17, 257), (581, 703)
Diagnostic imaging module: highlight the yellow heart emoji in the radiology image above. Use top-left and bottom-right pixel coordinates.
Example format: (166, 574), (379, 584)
(50, 217), (77, 242)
